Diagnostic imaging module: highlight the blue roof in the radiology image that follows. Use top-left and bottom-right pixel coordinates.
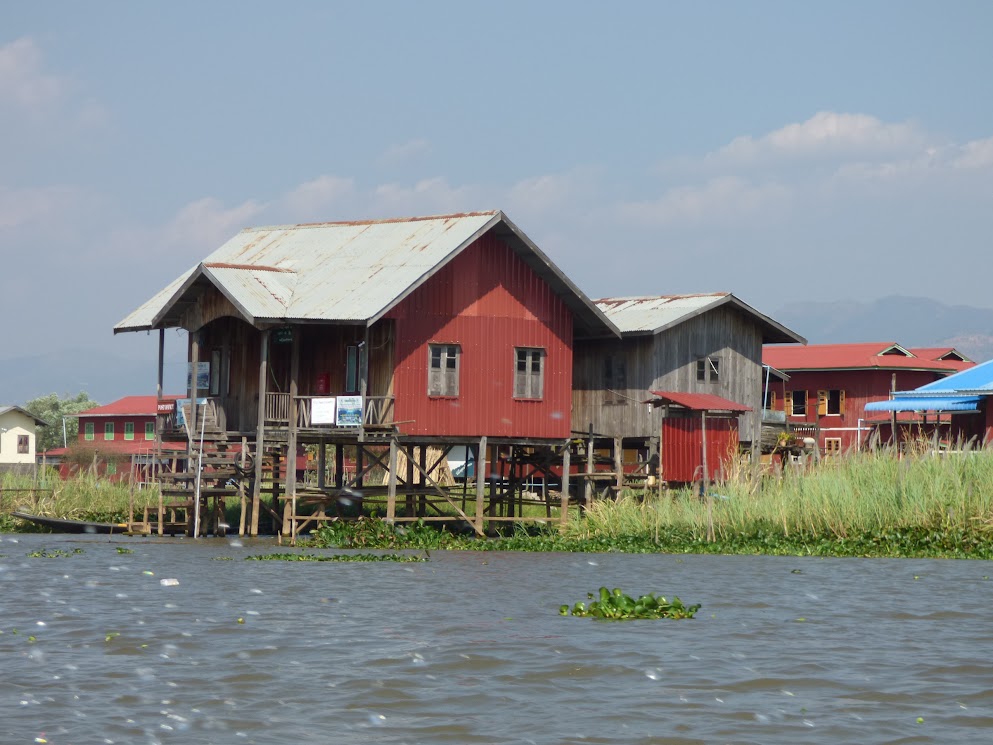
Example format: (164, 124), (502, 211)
(864, 396), (982, 413)
(916, 358), (993, 393)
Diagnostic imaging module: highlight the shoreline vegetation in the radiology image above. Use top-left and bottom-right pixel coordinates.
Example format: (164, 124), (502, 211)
(4, 447), (993, 559)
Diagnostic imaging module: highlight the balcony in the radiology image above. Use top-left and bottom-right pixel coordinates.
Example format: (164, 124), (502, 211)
(264, 393), (395, 430)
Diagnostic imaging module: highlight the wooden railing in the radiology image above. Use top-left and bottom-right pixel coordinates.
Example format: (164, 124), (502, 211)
(265, 394), (396, 429)
(265, 393), (290, 424)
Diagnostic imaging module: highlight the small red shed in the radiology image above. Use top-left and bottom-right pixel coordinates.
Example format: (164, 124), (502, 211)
(647, 391), (751, 484)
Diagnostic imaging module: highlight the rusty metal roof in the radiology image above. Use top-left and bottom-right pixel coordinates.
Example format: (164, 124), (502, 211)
(646, 391), (752, 412)
(115, 211), (619, 338)
(595, 293), (805, 344)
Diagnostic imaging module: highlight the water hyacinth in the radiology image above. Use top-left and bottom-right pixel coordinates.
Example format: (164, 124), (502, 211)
(561, 587), (700, 620)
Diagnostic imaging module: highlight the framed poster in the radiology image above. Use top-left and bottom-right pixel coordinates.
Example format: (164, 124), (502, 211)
(336, 395), (363, 427)
(310, 397), (337, 425)
(186, 362), (210, 392)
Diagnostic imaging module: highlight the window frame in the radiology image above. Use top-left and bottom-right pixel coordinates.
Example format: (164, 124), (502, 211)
(824, 437), (842, 456)
(104, 422), (114, 441)
(514, 347), (545, 400)
(17, 434), (29, 454)
(427, 343), (461, 398)
(84, 422), (95, 441)
(818, 389), (845, 416)
(696, 356), (720, 383)
(345, 345), (360, 394)
(145, 421), (155, 440)
(124, 422), (135, 441)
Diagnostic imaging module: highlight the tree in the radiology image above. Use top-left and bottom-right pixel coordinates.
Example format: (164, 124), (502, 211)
(24, 392), (100, 453)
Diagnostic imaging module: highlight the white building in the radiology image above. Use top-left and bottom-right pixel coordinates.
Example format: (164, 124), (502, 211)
(0, 406), (49, 466)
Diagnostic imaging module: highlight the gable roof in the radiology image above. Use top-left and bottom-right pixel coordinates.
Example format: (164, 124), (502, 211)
(0, 405), (49, 427)
(763, 342), (966, 373)
(75, 395), (182, 418)
(908, 347), (974, 371)
(594, 293), (804, 344)
(914, 357), (993, 394)
(115, 211), (619, 339)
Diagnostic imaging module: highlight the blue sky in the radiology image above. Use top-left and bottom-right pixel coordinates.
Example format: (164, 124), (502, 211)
(2, 1), (992, 399)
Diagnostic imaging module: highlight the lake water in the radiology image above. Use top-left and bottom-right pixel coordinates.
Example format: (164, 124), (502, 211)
(1, 533), (992, 744)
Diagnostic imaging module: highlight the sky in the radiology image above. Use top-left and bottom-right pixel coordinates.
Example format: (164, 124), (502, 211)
(2, 1), (992, 401)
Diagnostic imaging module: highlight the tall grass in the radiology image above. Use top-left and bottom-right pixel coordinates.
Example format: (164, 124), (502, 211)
(1, 468), (159, 524)
(567, 447), (993, 543)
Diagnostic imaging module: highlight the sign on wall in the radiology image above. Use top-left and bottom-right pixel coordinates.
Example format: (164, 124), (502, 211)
(186, 362), (210, 391)
(336, 395), (363, 427)
(310, 397), (337, 425)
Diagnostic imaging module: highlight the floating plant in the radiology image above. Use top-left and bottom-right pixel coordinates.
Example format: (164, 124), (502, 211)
(560, 587), (700, 620)
(245, 552), (426, 563)
(27, 548), (85, 558)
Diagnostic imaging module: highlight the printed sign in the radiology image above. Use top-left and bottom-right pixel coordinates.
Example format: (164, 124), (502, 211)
(186, 362), (210, 391)
(310, 397), (337, 425)
(335, 395), (363, 427)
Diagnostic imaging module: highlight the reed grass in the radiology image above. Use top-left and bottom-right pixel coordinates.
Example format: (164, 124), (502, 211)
(566, 445), (993, 546)
(1, 468), (159, 526)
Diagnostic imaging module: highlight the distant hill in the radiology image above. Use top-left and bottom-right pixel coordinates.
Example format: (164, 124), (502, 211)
(0, 348), (186, 407)
(774, 295), (993, 362)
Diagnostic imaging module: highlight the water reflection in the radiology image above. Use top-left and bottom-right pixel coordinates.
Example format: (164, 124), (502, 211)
(1, 534), (992, 743)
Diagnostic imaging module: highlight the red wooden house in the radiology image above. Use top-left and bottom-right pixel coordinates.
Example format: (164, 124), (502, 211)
(44, 396), (185, 482)
(114, 211), (618, 535)
(762, 343), (973, 453)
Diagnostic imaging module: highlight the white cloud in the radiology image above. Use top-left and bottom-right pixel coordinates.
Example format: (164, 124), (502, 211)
(0, 37), (64, 111)
(376, 138), (431, 168)
(371, 177), (484, 216)
(618, 176), (792, 226)
(952, 136), (993, 170)
(280, 175), (356, 220)
(712, 111), (926, 165)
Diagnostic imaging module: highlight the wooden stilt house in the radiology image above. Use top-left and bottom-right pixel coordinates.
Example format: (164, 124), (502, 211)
(114, 211), (618, 536)
(571, 293), (805, 485)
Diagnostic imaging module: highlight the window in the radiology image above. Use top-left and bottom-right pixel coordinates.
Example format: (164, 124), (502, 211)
(84, 422), (94, 441)
(124, 422), (135, 441)
(696, 357), (720, 383)
(765, 390), (776, 410)
(428, 344), (460, 397)
(603, 355), (627, 405)
(106, 461), (117, 476)
(104, 422), (114, 440)
(824, 438), (842, 456)
(817, 389), (845, 416)
(210, 350), (222, 396)
(514, 348), (545, 399)
(346, 345), (360, 394)
(17, 435), (29, 454)
(145, 421), (155, 440)
(786, 390), (807, 416)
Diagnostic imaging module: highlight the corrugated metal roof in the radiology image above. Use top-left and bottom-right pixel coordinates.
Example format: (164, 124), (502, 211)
(75, 395), (182, 418)
(596, 293), (804, 344)
(115, 211), (619, 338)
(0, 405), (50, 427)
(864, 396), (981, 412)
(914, 357), (993, 394)
(763, 342), (968, 373)
(646, 391), (752, 412)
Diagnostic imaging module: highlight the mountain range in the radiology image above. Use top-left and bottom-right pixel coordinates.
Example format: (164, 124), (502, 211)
(773, 295), (993, 362)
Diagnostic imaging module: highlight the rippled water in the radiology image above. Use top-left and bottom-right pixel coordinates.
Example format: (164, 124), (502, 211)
(2, 533), (992, 744)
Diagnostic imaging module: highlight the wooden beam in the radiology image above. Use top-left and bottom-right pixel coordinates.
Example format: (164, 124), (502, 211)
(386, 437), (397, 523)
(284, 328), (300, 538)
(475, 436), (487, 535)
(251, 330), (268, 537)
(559, 441), (571, 530)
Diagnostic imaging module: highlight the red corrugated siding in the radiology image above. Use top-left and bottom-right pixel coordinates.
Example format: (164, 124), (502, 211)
(662, 416), (739, 483)
(387, 232), (573, 439)
(775, 369), (948, 450)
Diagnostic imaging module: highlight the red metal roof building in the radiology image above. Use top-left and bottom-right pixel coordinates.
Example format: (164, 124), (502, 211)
(762, 343), (973, 452)
(44, 396), (185, 482)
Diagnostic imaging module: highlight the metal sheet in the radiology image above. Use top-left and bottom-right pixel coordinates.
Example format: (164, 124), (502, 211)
(864, 396), (982, 412)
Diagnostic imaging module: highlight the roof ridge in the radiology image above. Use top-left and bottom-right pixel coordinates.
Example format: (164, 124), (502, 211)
(241, 211), (500, 232)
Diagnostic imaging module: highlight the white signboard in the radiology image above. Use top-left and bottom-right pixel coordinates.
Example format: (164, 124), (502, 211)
(336, 395), (363, 427)
(310, 397), (337, 425)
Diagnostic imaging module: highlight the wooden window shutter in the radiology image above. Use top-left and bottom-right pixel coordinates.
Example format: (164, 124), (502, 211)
(784, 391), (793, 416)
(839, 389), (846, 415)
(768, 390), (776, 410)
(817, 390), (828, 416)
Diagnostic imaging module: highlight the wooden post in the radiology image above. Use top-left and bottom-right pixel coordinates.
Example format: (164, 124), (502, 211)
(251, 330), (268, 537)
(238, 436), (247, 536)
(613, 436), (623, 497)
(702, 410), (714, 542)
(474, 436), (487, 535)
(284, 329), (300, 538)
(559, 440), (571, 529)
(890, 372), (898, 450)
(386, 437), (398, 523)
(335, 443), (344, 488)
(584, 424), (594, 509)
(317, 436), (326, 490)
(157, 329), (165, 401)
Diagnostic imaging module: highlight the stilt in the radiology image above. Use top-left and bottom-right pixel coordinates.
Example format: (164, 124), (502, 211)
(475, 437), (487, 535)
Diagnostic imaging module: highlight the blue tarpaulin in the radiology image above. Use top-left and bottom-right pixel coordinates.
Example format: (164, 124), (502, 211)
(864, 396), (981, 413)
